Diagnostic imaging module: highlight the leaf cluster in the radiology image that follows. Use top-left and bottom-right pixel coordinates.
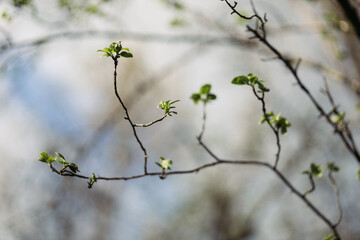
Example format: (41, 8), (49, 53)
(260, 112), (291, 135)
(232, 73), (269, 93)
(38, 152), (79, 173)
(12, 0), (31, 8)
(154, 157), (173, 170)
(302, 163), (323, 178)
(157, 100), (179, 116)
(88, 172), (97, 188)
(97, 41), (133, 61)
(191, 84), (216, 104)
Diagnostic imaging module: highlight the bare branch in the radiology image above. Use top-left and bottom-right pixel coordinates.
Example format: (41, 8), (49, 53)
(112, 59), (149, 174)
(133, 114), (167, 127)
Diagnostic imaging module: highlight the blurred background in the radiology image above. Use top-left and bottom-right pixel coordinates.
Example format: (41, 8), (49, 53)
(0, 0), (359, 239)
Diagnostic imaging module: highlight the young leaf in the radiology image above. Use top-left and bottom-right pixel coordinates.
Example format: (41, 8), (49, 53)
(302, 163), (323, 178)
(327, 162), (339, 172)
(310, 163), (323, 178)
(207, 93), (216, 100)
(56, 152), (66, 161)
(38, 152), (55, 163)
(232, 75), (249, 85)
(120, 51), (133, 58)
(323, 233), (335, 240)
(200, 84), (211, 94)
(68, 163), (80, 173)
(191, 93), (201, 104)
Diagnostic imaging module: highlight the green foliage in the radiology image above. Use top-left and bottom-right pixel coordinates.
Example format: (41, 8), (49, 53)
(68, 163), (79, 173)
(12, 0), (31, 8)
(98, 41), (133, 61)
(327, 162), (339, 172)
(191, 84), (217, 104)
(170, 18), (186, 27)
(357, 169), (360, 180)
(38, 152), (80, 173)
(86, 5), (100, 14)
(232, 73), (269, 93)
(38, 152), (55, 164)
(56, 152), (68, 164)
(1, 12), (12, 22)
(154, 157), (173, 170)
(90, 172), (97, 183)
(260, 112), (291, 135)
(323, 233), (335, 240)
(173, 2), (184, 10)
(157, 100), (179, 116)
(302, 163), (323, 178)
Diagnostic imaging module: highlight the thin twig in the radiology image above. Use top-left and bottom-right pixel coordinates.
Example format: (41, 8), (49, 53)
(303, 174), (315, 197)
(252, 89), (281, 168)
(328, 171), (342, 227)
(133, 114), (167, 127)
(198, 101), (207, 141)
(246, 23), (360, 165)
(113, 59), (149, 174)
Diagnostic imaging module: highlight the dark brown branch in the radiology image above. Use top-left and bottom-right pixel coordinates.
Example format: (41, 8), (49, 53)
(113, 59), (149, 174)
(220, 2), (347, 238)
(246, 24), (360, 165)
(303, 174), (315, 197)
(133, 114), (167, 127)
(336, 0), (360, 40)
(252, 89), (281, 169)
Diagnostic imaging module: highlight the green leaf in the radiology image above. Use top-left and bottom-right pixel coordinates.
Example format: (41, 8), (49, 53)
(119, 51), (133, 58)
(68, 163), (80, 173)
(327, 162), (339, 172)
(357, 169), (360, 180)
(191, 93), (201, 104)
(310, 163), (323, 178)
(91, 172), (97, 182)
(302, 163), (323, 178)
(207, 93), (216, 100)
(86, 5), (99, 14)
(323, 233), (335, 240)
(12, 0), (30, 8)
(38, 152), (49, 163)
(200, 84), (211, 94)
(173, 2), (183, 10)
(56, 152), (66, 161)
(170, 18), (185, 27)
(232, 75), (249, 85)
(38, 152), (55, 163)
(258, 83), (270, 92)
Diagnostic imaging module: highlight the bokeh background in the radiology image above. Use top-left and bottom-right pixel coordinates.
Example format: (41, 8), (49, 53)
(0, 0), (359, 239)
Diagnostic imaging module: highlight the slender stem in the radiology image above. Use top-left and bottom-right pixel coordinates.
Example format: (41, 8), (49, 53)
(252, 89), (281, 168)
(328, 171), (342, 227)
(198, 101), (207, 141)
(113, 59), (149, 174)
(133, 114), (167, 127)
(303, 174), (315, 197)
